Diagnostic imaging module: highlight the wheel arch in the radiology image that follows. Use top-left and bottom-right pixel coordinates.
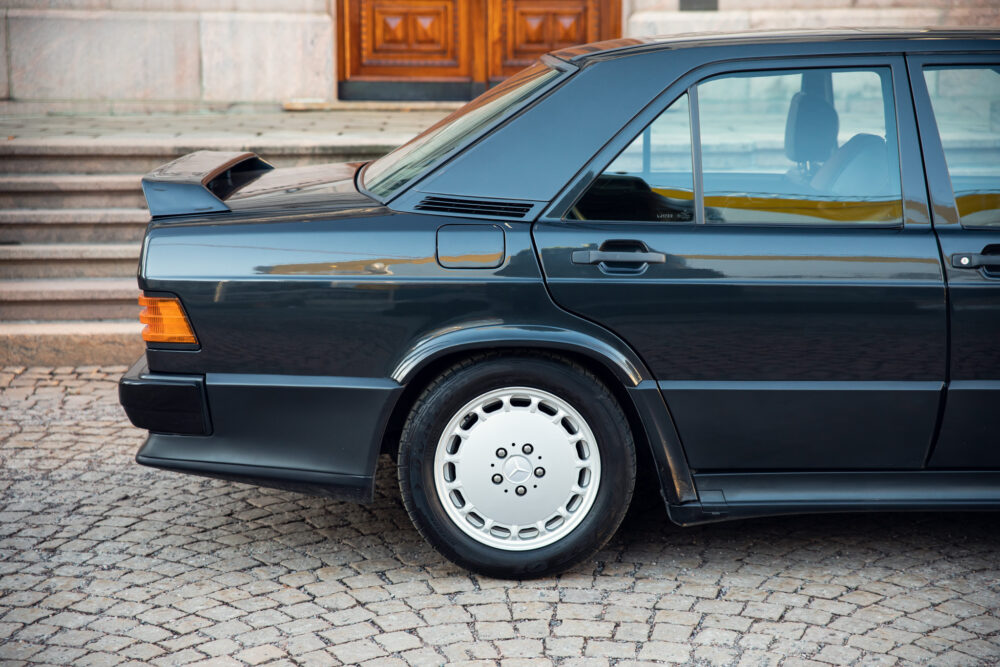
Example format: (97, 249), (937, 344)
(379, 325), (697, 506)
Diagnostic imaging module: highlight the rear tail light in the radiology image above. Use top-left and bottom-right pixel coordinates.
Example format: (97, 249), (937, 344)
(138, 295), (198, 344)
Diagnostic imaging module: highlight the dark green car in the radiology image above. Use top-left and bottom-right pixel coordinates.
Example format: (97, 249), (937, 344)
(120, 30), (1000, 578)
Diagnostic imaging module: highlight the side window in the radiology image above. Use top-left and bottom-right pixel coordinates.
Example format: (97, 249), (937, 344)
(697, 68), (903, 225)
(570, 93), (694, 222)
(922, 66), (1000, 228)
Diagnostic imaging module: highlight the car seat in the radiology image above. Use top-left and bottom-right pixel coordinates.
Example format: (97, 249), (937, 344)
(784, 91), (839, 181)
(810, 133), (889, 196)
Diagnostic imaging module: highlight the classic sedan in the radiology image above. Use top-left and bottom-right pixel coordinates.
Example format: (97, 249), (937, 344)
(120, 30), (1000, 578)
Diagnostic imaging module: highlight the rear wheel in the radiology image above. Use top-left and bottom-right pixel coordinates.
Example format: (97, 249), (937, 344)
(397, 354), (636, 578)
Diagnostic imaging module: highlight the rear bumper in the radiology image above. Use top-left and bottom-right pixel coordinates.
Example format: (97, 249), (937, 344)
(119, 357), (211, 435)
(119, 355), (404, 503)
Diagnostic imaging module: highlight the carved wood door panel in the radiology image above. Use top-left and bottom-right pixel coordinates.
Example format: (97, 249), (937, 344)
(487, 0), (618, 82)
(338, 0), (621, 100)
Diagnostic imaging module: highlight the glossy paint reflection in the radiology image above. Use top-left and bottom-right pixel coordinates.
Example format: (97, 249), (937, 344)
(143, 209), (625, 385)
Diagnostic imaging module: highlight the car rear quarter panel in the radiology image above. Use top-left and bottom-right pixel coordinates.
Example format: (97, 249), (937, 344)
(137, 209), (691, 499)
(143, 210), (560, 379)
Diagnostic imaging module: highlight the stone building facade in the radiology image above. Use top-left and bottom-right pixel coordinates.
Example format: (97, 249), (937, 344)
(0, 0), (997, 111)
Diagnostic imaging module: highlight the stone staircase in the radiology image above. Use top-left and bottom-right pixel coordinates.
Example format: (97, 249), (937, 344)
(628, 0), (1000, 35)
(0, 111), (448, 366)
(0, 167), (148, 366)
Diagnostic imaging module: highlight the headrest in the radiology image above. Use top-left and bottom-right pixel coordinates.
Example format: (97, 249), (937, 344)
(785, 92), (839, 164)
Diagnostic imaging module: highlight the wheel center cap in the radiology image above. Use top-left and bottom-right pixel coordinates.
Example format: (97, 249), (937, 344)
(502, 455), (532, 483)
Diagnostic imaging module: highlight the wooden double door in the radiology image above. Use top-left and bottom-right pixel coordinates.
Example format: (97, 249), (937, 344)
(337, 0), (622, 100)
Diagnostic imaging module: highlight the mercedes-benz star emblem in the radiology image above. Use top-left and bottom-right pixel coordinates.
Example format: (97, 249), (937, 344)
(502, 455), (532, 484)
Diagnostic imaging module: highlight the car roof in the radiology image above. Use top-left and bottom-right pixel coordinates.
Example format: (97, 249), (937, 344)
(552, 28), (1000, 64)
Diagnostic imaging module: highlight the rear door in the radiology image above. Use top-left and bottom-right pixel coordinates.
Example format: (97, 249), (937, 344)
(908, 54), (1000, 468)
(533, 55), (947, 470)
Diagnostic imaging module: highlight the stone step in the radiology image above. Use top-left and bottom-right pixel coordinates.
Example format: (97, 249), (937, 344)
(0, 244), (140, 280)
(0, 279), (140, 322)
(0, 141), (397, 174)
(0, 321), (144, 367)
(0, 209), (148, 244)
(0, 174), (146, 209)
(628, 7), (1000, 33)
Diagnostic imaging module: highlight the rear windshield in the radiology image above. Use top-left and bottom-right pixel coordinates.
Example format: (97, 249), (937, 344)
(361, 63), (563, 201)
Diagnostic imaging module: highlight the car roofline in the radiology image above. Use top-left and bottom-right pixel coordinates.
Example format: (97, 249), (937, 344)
(549, 28), (1000, 64)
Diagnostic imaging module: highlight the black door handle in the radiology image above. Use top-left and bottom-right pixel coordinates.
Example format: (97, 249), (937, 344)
(951, 253), (1000, 269)
(572, 250), (667, 265)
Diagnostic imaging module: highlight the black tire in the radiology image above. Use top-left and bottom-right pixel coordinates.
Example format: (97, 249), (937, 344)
(397, 353), (636, 578)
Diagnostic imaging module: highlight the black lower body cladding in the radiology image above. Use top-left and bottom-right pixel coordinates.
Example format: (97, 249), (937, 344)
(121, 355), (404, 502)
(119, 357), (210, 436)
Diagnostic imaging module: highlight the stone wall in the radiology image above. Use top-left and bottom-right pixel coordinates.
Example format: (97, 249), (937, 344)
(628, 0), (1000, 37)
(1, 0), (996, 112)
(0, 1), (335, 113)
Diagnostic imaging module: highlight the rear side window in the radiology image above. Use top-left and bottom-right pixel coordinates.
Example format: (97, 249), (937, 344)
(698, 68), (901, 225)
(569, 93), (693, 222)
(572, 66), (904, 226)
(362, 63), (562, 202)
(922, 66), (1000, 228)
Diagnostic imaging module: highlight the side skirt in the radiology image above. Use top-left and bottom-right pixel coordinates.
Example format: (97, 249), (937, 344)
(668, 470), (1000, 525)
(137, 449), (374, 503)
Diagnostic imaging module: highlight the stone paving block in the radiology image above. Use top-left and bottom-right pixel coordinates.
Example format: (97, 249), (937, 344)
(694, 644), (738, 665)
(814, 644), (862, 664)
(636, 640), (690, 663)
(416, 622), (473, 645)
(557, 603), (602, 620)
(330, 638), (386, 663)
(492, 638), (543, 657)
(784, 607), (833, 626)
(614, 622), (649, 642)
(585, 639), (636, 658)
(512, 602), (552, 620)
(737, 632), (773, 650)
(420, 605), (473, 625)
(704, 613), (754, 632)
(468, 603), (511, 621)
(476, 621), (516, 640)
(400, 647), (446, 665)
(553, 620), (614, 638)
(544, 636), (583, 656)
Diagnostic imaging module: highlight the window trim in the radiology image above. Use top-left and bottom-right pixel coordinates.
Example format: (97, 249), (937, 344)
(689, 85), (706, 226)
(544, 54), (928, 231)
(905, 52), (1000, 230)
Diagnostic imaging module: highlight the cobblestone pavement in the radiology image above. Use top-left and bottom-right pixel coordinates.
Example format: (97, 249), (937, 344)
(1, 367), (999, 667)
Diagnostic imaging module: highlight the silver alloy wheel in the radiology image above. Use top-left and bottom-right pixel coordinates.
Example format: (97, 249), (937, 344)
(433, 386), (601, 551)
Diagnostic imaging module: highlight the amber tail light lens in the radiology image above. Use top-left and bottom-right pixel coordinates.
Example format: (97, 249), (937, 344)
(139, 295), (198, 344)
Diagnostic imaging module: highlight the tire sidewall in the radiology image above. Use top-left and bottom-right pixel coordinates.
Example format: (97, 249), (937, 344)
(400, 356), (634, 578)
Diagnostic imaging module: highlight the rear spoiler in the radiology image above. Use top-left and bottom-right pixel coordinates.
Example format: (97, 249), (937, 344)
(141, 151), (274, 218)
